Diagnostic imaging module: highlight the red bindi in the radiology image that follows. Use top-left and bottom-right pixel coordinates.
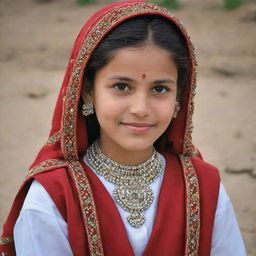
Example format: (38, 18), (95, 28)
(141, 73), (146, 79)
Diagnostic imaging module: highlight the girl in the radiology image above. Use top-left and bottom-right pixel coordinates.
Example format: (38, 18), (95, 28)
(0, 1), (246, 255)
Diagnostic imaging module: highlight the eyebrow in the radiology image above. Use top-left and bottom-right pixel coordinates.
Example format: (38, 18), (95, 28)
(153, 79), (176, 85)
(108, 76), (176, 84)
(108, 76), (134, 83)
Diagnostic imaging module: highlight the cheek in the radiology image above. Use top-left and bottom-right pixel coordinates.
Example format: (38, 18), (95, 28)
(93, 94), (123, 123)
(162, 111), (174, 129)
(156, 99), (175, 122)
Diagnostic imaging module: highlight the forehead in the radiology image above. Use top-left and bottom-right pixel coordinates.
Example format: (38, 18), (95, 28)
(95, 43), (177, 80)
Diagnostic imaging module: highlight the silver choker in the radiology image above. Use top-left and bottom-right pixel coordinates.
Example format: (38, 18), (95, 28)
(86, 141), (164, 228)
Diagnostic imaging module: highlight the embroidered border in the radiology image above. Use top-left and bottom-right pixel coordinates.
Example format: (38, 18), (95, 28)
(0, 236), (13, 245)
(45, 131), (61, 146)
(68, 161), (104, 256)
(27, 159), (67, 177)
(183, 70), (198, 156)
(61, 1), (197, 160)
(180, 155), (200, 256)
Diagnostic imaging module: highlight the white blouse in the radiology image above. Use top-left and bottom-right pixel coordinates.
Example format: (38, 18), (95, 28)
(14, 155), (246, 256)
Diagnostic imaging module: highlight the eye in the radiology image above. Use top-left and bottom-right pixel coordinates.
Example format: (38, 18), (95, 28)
(152, 85), (170, 94)
(112, 83), (130, 91)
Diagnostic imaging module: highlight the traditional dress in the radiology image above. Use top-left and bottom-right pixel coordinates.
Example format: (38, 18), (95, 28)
(0, 1), (245, 255)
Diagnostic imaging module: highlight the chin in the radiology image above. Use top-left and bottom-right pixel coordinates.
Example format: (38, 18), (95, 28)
(117, 138), (155, 153)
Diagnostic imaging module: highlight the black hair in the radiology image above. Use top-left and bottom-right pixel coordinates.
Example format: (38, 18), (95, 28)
(83, 15), (189, 151)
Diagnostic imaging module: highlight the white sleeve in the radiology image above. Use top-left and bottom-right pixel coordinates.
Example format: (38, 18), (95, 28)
(14, 180), (73, 256)
(210, 183), (246, 256)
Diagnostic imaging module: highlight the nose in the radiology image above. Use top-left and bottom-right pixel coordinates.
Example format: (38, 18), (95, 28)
(129, 91), (151, 118)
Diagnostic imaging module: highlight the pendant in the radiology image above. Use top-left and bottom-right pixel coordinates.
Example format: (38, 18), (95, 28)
(113, 184), (154, 228)
(127, 213), (146, 228)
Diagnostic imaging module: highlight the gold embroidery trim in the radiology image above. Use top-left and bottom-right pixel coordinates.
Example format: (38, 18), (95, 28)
(27, 159), (67, 177)
(0, 236), (13, 245)
(180, 155), (200, 256)
(45, 131), (61, 146)
(68, 161), (104, 256)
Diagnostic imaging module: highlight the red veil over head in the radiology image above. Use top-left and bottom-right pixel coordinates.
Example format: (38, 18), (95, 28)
(0, 1), (220, 255)
(34, 0), (197, 165)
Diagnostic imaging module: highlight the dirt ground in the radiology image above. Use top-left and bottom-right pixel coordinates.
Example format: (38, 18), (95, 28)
(0, 0), (255, 254)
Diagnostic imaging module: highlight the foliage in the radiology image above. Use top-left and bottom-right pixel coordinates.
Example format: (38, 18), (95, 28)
(77, 0), (94, 5)
(159, 0), (180, 10)
(223, 0), (245, 10)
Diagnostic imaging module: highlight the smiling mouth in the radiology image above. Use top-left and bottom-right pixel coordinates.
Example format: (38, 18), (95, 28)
(120, 122), (154, 133)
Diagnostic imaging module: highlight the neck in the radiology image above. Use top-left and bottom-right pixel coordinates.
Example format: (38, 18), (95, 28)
(98, 139), (154, 166)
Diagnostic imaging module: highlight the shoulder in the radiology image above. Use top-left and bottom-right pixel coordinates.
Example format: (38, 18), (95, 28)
(216, 183), (232, 214)
(33, 167), (74, 200)
(212, 183), (246, 255)
(191, 155), (220, 183)
(20, 180), (62, 217)
(190, 156), (221, 210)
(31, 167), (76, 221)
(33, 167), (69, 185)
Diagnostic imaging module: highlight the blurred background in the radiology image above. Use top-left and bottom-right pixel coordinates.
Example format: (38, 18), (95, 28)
(0, 0), (255, 254)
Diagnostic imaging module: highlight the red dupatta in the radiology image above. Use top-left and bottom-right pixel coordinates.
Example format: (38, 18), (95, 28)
(0, 1), (220, 255)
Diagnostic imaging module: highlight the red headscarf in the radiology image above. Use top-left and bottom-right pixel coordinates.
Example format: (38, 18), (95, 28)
(0, 1), (219, 255)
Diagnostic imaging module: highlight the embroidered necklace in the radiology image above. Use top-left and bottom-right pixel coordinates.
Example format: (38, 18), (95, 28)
(86, 141), (164, 228)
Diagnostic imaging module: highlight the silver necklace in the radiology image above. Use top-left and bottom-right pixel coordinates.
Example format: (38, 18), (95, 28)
(86, 141), (164, 228)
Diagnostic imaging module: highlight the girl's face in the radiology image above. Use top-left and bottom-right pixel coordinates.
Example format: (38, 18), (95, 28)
(85, 43), (178, 160)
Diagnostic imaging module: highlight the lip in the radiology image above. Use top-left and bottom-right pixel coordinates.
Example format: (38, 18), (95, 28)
(120, 122), (154, 133)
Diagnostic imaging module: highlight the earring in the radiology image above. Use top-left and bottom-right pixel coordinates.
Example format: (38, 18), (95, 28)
(173, 101), (180, 118)
(82, 102), (94, 116)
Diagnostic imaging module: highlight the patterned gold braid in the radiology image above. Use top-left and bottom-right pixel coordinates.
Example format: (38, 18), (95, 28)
(0, 236), (13, 245)
(27, 159), (67, 177)
(45, 131), (61, 146)
(180, 155), (200, 255)
(68, 161), (104, 255)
